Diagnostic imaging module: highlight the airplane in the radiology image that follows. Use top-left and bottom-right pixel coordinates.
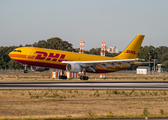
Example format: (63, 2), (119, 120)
(9, 34), (147, 80)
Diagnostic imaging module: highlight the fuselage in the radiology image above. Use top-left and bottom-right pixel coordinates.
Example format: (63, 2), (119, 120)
(8, 47), (134, 73)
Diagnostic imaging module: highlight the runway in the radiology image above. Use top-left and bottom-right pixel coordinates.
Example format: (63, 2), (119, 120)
(0, 81), (168, 90)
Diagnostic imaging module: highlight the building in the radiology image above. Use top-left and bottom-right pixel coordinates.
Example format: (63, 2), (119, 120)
(106, 46), (118, 53)
(157, 64), (166, 73)
(136, 66), (150, 74)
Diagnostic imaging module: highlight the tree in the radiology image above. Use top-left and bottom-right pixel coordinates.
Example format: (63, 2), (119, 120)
(2, 37), (168, 70)
(160, 53), (168, 63)
(33, 40), (48, 48)
(162, 60), (168, 70)
(89, 48), (101, 55)
(7, 59), (24, 69)
(32, 37), (74, 51)
(137, 45), (157, 61)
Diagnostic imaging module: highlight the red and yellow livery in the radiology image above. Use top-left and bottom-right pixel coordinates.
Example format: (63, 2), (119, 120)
(9, 34), (146, 79)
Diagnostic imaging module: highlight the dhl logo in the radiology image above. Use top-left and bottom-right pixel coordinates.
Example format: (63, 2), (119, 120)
(28, 51), (67, 62)
(124, 50), (136, 54)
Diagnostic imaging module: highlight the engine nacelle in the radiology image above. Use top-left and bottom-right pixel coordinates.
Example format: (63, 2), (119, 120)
(66, 63), (82, 73)
(31, 66), (49, 72)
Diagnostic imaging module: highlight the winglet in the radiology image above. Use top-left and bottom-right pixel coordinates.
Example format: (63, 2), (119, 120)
(114, 34), (145, 59)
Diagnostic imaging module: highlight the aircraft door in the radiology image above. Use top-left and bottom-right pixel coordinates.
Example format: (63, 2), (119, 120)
(27, 49), (35, 60)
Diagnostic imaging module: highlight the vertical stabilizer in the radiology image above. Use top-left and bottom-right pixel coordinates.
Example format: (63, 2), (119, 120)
(114, 34), (145, 59)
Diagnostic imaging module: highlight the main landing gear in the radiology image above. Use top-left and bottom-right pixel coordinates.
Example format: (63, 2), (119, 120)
(24, 64), (28, 73)
(80, 76), (89, 80)
(79, 69), (89, 80)
(59, 70), (67, 79)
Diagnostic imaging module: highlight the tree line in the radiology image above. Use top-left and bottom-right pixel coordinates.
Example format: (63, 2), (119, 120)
(0, 37), (168, 70)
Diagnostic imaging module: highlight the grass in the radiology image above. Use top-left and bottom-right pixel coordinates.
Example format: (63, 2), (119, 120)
(113, 90), (118, 94)
(106, 111), (113, 117)
(0, 89), (168, 119)
(1, 72), (168, 82)
(1, 116), (168, 120)
(1, 73), (168, 119)
(160, 109), (164, 115)
(143, 107), (148, 116)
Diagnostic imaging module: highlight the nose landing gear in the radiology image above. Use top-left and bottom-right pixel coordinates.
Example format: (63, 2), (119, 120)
(24, 64), (28, 73)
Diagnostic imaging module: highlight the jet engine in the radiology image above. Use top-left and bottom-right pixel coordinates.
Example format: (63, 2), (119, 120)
(66, 63), (82, 73)
(31, 66), (49, 72)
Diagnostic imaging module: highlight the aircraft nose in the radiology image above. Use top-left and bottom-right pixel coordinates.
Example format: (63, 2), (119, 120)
(8, 52), (12, 58)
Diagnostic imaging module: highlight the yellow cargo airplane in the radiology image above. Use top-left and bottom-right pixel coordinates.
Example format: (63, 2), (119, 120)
(9, 34), (146, 80)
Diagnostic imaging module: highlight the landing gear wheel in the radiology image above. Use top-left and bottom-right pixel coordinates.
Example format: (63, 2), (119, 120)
(59, 75), (67, 80)
(79, 68), (89, 80)
(58, 71), (67, 80)
(80, 76), (89, 80)
(84, 76), (89, 80)
(80, 76), (83, 80)
(24, 70), (28, 73)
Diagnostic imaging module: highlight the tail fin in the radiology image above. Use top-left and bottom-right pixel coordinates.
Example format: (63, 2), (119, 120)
(114, 34), (145, 59)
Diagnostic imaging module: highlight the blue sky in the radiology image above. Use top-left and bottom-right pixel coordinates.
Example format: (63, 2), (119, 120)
(0, 0), (168, 51)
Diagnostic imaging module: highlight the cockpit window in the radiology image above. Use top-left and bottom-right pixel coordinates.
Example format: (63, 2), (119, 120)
(12, 50), (22, 52)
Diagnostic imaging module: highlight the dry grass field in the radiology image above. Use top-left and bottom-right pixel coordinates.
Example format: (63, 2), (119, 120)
(0, 72), (168, 82)
(0, 73), (168, 119)
(0, 89), (168, 119)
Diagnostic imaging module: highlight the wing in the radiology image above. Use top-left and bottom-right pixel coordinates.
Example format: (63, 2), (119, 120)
(62, 58), (145, 72)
